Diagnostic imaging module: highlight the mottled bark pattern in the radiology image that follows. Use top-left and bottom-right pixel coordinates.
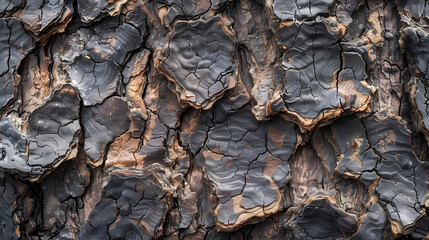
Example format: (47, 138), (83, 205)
(0, 0), (428, 239)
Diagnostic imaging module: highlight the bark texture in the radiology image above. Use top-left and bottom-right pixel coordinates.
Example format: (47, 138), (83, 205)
(0, 0), (428, 239)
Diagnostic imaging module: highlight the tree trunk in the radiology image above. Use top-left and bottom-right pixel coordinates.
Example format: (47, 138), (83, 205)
(0, 0), (428, 239)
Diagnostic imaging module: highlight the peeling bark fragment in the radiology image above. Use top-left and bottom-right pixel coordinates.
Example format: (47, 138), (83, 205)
(55, 8), (146, 67)
(54, 6), (146, 106)
(0, 84), (80, 180)
(50, 7), (146, 106)
(237, 0), (373, 131)
(157, 15), (237, 110)
(106, 63), (186, 170)
(364, 117), (428, 235)
(276, 18), (373, 131)
(77, 0), (128, 23)
(184, 103), (299, 231)
(350, 202), (387, 240)
(79, 165), (173, 239)
(26, 85), (80, 167)
(328, 115), (428, 235)
(85, 21), (145, 65)
(66, 56), (120, 106)
(330, 116), (379, 180)
(271, 0), (334, 21)
(155, 0), (227, 27)
(0, 18), (35, 113)
(82, 96), (131, 166)
(21, 0), (74, 41)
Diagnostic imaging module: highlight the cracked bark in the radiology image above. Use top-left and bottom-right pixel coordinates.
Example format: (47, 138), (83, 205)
(0, 0), (428, 239)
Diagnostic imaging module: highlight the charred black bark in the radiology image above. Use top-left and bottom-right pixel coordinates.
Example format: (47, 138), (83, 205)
(0, 0), (428, 239)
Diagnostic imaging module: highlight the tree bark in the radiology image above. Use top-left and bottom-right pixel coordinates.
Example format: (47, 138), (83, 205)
(0, 0), (428, 239)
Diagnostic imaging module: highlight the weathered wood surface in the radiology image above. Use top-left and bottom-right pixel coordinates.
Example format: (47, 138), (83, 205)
(0, 0), (428, 239)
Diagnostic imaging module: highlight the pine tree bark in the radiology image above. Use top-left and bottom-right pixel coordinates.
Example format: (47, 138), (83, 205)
(0, 0), (428, 239)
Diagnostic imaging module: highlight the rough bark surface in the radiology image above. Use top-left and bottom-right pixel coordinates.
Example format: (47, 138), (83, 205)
(0, 0), (428, 239)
